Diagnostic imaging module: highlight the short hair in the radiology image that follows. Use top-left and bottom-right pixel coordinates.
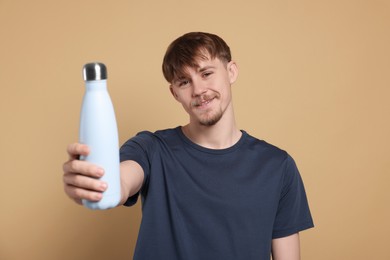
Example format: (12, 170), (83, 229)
(162, 32), (232, 83)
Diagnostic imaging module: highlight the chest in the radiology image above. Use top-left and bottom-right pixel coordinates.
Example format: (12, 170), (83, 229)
(148, 148), (285, 217)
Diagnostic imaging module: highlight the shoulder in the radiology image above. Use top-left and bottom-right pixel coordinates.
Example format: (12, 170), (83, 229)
(120, 127), (180, 164)
(242, 131), (289, 162)
(122, 127), (180, 150)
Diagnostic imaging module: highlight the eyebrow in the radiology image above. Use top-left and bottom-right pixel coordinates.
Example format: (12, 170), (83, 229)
(172, 65), (216, 84)
(198, 65), (216, 72)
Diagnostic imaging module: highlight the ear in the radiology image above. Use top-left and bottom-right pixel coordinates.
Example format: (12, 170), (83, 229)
(170, 85), (179, 101)
(227, 61), (238, 84)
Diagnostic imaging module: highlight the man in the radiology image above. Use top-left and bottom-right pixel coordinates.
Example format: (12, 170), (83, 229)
(63, 32), (314, 259)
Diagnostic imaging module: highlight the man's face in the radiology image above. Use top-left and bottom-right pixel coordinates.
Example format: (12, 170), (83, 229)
(169, 57), (238, 126)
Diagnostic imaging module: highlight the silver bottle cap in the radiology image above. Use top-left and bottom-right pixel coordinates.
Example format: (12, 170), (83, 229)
(83, 62), (107, 81)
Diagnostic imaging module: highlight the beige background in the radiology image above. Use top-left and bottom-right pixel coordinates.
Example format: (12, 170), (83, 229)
(1, 0), (389, 259)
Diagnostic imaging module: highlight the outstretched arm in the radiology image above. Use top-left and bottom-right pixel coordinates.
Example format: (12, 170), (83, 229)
(63, 143), (144, 207)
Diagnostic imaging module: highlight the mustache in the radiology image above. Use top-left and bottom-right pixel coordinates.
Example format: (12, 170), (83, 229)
(191, 94), (218, 107)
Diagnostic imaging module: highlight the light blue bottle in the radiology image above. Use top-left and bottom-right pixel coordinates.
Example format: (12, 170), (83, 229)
(79, 62), (121, 210)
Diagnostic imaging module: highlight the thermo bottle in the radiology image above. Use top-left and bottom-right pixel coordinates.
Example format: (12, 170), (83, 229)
(79, 62), (121, 210)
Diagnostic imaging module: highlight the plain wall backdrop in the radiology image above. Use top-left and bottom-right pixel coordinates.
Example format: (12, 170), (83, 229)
(0, 0), (389, 259)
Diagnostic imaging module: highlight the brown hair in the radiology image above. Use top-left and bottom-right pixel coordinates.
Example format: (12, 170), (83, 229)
(162, 32), (232, 83)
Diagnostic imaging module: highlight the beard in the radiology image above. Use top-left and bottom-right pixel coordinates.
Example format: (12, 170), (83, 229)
(190, 93), (226, 126)
(197, 107), (223, 126)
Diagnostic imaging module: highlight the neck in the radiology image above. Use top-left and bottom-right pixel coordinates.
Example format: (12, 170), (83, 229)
(182, 107), (241, 149)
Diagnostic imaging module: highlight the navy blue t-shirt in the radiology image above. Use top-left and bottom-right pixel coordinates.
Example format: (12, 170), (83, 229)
(120, 127), (314, 260)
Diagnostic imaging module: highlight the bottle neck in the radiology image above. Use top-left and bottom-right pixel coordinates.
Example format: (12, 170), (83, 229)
(85, 80), (107, 91)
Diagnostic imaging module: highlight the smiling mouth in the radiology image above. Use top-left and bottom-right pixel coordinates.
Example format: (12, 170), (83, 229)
(192, 97), (214, 108)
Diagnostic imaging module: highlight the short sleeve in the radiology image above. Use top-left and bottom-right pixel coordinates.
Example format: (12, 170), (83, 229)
(272, 155), (314, 238)
(119, 131), (154, 207)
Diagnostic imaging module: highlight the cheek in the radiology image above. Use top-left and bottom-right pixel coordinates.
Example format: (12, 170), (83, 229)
(181, 104), (192, 114)
(171, 89), (186, 103)
(170, 88), (178, 99)
(172, 91), (190, 107)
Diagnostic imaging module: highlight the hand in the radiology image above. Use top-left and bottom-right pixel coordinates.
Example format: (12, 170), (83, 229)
(62, 143), (107, 205)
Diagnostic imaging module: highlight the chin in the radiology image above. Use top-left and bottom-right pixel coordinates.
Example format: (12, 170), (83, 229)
(198, 113), (223, 126)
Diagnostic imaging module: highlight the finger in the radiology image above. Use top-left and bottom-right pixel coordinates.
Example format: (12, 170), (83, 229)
(73, 198), (83, 205)
(63, 159), (104, 178)
(63, 172), (107, 192)
(67, 143), (90, 160)
(64, 183), (103, 202)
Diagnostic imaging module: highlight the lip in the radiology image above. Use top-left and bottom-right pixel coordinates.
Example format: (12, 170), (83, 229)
(192, 97), (215, 109)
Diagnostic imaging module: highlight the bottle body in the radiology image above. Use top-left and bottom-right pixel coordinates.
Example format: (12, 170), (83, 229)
(79, 80), (121, 210)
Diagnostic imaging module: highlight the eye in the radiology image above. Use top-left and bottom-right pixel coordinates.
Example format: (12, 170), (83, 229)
(202, 71), (213, 78)
(178, 80), (190, 87)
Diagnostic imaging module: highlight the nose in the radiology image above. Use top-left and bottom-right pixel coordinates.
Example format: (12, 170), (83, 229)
(191, 78), (207, 97)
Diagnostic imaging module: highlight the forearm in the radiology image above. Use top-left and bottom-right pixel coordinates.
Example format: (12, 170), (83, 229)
(119, 160), (144, 205)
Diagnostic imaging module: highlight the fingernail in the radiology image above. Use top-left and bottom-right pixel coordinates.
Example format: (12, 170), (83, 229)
(100, 182), (107, 191)
(96, 167), (104, 176)
(94, 193), (103, 200)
